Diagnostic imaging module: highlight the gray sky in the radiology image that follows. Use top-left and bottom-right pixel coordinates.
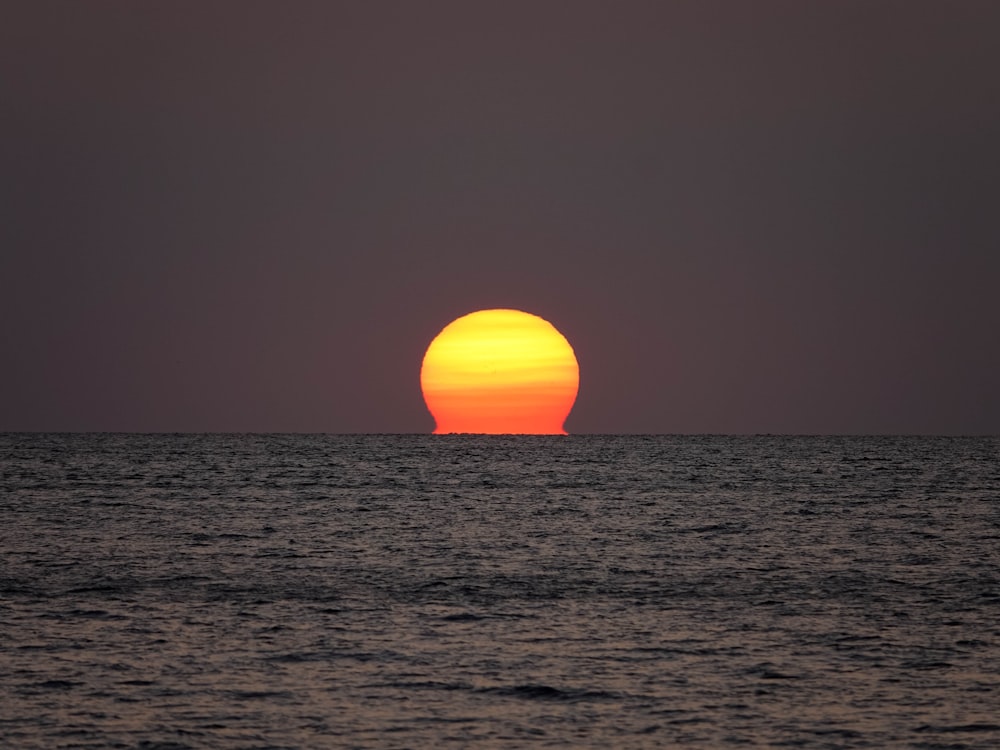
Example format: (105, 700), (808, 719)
(3, 1), (999, 433)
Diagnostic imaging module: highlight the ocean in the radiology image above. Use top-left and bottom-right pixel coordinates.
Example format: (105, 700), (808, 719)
(1, 433), (998, 749)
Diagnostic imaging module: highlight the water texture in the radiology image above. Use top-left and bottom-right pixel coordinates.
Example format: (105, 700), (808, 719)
(1, 434), (998, 748)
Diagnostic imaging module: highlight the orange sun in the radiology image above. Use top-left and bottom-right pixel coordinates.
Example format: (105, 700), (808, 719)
(420, 309), (580, 434)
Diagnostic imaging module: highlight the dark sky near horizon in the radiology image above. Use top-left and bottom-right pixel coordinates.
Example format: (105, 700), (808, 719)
(2, 1), (999, 434)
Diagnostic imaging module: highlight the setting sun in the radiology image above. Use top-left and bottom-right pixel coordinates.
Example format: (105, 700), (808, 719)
(420, 309), (580, 434)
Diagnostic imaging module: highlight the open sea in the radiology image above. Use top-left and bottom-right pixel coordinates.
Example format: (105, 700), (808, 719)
(1, 433), (998, 749)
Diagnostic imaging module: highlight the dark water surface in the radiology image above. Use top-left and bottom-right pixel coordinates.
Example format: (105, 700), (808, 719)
(2, 434), (999, 748)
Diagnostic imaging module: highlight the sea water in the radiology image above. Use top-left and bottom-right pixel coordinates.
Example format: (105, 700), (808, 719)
(1, 434), (998, 749)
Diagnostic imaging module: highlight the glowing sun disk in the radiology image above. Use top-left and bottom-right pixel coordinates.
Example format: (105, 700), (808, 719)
(420, 309), (580, 434)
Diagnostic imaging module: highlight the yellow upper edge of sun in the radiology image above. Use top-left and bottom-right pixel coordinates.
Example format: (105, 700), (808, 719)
(420, 309), (580, 434)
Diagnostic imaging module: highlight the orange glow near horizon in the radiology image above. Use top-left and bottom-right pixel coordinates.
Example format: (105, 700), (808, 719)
(420, 309), (580, 434)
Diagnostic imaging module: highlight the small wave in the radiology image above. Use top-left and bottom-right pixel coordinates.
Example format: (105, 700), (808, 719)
(915, 723), (1000, 733)
(136, 741), (196, 750)
(225, 689), (292, 701)
(379, 680), (472, 692)
(901, 659), (954, 670)
(439, 612), (485, 622)
(748, 663), (801, 680)
(35, 679), (82, 691)
(64, 584), (131, 595)
(264, 652), (322, 663)
(478, 684), (621, 702)
(44, 608), (127, 620)
(678, 522), (748, 535)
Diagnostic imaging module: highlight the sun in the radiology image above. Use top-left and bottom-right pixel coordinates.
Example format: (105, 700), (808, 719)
(420, 309), (580, 434)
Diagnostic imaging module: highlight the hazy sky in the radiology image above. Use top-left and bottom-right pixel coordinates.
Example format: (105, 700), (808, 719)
(3, 1), (999, 434)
